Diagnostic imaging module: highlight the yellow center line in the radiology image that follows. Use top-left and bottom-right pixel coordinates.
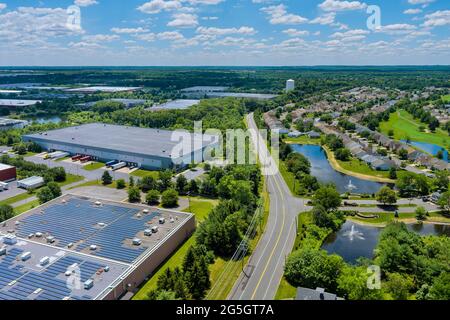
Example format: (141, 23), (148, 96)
(250, 173), (286, 299)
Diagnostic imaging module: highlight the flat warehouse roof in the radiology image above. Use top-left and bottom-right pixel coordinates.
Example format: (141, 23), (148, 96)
(66, 86), (141, 93)
(23, 123), (219, 159)
(0, 99), (42, 106)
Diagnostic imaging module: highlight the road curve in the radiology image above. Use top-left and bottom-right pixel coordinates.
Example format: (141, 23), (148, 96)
(228, 113), (306, 300)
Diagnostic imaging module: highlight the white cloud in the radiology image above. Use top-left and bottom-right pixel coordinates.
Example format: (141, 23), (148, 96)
(82, 34), (119, 42)
(376, 24), (417, 35)
(135, 33), (156, 42)
(331, 29), (369, 38)
(186, 0), (223, 4)
(111, 27), (149, 34)
(318, 0), (367, 12)
(282, 29), (309, 37)
(407, 0), (435, 5)
(0, 3), (6, 11)
(422, 10), (450, 28)
(74, 0), (98, 7)
(196, 26), (257, 36)
(309, 12), (336, 25)
(404, 9), (422, 14)
(201, 16), (219, 20)
(167, 13), (198, 28)
(138, 0), (182, 14)
(157, 31), (185, 40)
(261, 4), (308, 25)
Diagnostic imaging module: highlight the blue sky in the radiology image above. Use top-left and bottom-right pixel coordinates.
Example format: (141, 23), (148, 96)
(0, 0), (449, 65)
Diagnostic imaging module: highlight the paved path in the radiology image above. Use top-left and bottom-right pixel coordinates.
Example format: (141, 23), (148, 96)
(228, 113), (307, 300)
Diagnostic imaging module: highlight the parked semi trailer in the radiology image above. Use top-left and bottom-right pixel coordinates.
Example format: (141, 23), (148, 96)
(111, 162), (126, 171)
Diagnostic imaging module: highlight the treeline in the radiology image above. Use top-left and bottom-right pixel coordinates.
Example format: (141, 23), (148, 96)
(0, 155), (66, 183)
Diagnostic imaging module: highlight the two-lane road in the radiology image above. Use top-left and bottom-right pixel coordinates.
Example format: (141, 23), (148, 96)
(228, 113), (306, 300)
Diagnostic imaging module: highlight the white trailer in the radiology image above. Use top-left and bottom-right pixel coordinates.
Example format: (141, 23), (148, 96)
(0, 181), (8, 191)
(111, 162), (126, 171)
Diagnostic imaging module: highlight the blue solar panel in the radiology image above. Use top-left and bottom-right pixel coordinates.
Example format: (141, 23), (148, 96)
(15, 198), (161, 263)
(0, 247), (106, 300)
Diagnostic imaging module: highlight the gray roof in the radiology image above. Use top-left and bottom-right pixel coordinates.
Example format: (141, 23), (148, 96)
(150, 99), (200, 111)
(296, 287), (339, 300)
(180, 86), (228, 92)
(23, 123), (218, 159)
(0, 99), (42, 107)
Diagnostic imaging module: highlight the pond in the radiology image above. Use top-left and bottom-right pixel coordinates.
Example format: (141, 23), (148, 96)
(322, 220), (450, 264)
(402, 140), (449, 162)
(291, 144), (386, 194)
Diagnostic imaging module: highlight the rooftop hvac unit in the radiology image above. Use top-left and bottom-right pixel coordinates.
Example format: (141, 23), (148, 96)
(132, 238), (142, 246)
(104, 266), (110, 272)
(67, 243), (73, 248)
(84, 279), (94, 290)
(39, 256), (50, 266)
(46, 236), (55, 243)
(144, 229), (152, 236)
(65, 270), (72, 277)
(143, 209), (149, 214)
(28, 233), (34, 239)
(0, 246), (6, 256)
(33, 288), (42, 295)
(14, 221), (20, 226)
(94, 201), (102, 206)
(151, 226), (158, 233)
(21, 252), (31, 261)
(159, 217), (165, 224)
(90, 245), (97, 251)
(136, 213), (142, 218)
(97, 222), (106, 227)
(3, 234), (17, 245)
(35, 232), (43, 238)
(62, 296), (71, 300)
(170, 217), (175, 223)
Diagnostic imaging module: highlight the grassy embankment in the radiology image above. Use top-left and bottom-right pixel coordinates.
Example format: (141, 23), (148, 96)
(379, 109), (449, 152)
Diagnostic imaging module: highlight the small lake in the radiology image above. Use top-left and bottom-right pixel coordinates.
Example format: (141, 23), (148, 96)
(27, 116), (63, 124)
(402, 140), (449, 162)
(291, 144), (386, 194)
(322, 220), (450, 264)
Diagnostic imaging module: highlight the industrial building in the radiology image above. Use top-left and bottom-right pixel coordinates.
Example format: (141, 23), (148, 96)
(0, 194), (195, 300)
(0, 163), (16, 182)
(17, 176), (44, 190)
(23, 123), (219, 170)
(149, 99), (200, 111)
(65, 86), (141, 93)
(0, 118), (29, 131)
(0, 99), (42, 108)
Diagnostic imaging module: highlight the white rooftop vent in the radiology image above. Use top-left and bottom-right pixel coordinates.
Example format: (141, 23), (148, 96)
(97, 222), (106, 227)
(132, 238), (142, 246)
(94, 201), (102, 206)
(159, 217), (165, 224)
(144, 229), (152, 236)
(62, 199), (66, 204)
(62, 296), (71, 300)
(90, 245), (97, 251)
(170, 217), (175, 223)
(143, 209), (149, 214)
(40, 256), (50, 266)
(46, 236), (55, 243)
(28, 233), (34, 239)
(136, 213), (142, 218)
(151, 226), (158, 233)
(104, 266), (110, 272)
(84, 279), (94, 290)
(35, 232), (43, 238)
(15, 221), (20, 226)
(65, 270), (72, 277)
(21, 252), (31, 261)
(0, 246), (6, 256)
(33, 288), (42, 295)
(67, 243), (73, 248)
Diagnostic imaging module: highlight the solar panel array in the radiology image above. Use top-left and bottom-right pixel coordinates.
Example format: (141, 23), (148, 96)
(15, 198), (161, 263)
(0, 247), (106, 300)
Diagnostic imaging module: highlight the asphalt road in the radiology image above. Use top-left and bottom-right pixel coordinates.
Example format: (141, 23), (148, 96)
(228, 113), (307, 300)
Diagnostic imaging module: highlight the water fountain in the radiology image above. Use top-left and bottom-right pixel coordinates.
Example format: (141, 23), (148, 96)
(345, 179), (357, 194)
(343, 224), (365, 241)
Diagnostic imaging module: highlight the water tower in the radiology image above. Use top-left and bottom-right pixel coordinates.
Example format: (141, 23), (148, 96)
(286, 79), (295, 92)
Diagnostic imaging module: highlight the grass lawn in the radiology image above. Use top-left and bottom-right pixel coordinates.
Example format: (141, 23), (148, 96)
(337, 158), (391, 179)
(348, 211), (450, 225)
(0, 192), (34, 206)
(82, 162), (105, 171)
(182, 198), (217, 223)
(379, 109), (450, 151)
(283, 135), (322, 145)
(130, 169), (159, 179)
(442, 95), (450, 103)
(279, 160), (296, 196)
(57, 174), (84, 187)
(275, 278), (296, 300)
(13, 199), (40, 215)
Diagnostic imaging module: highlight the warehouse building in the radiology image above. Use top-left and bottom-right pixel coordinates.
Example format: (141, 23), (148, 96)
(23, 123), (219, 170)
(0, 163), (16, 182)
(0, 194), (195, 300)
(0, 99), (42, 108)
(65, 86), (141, 93)
(17, 176), (44, 190)
(0, 118), (29, 131)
